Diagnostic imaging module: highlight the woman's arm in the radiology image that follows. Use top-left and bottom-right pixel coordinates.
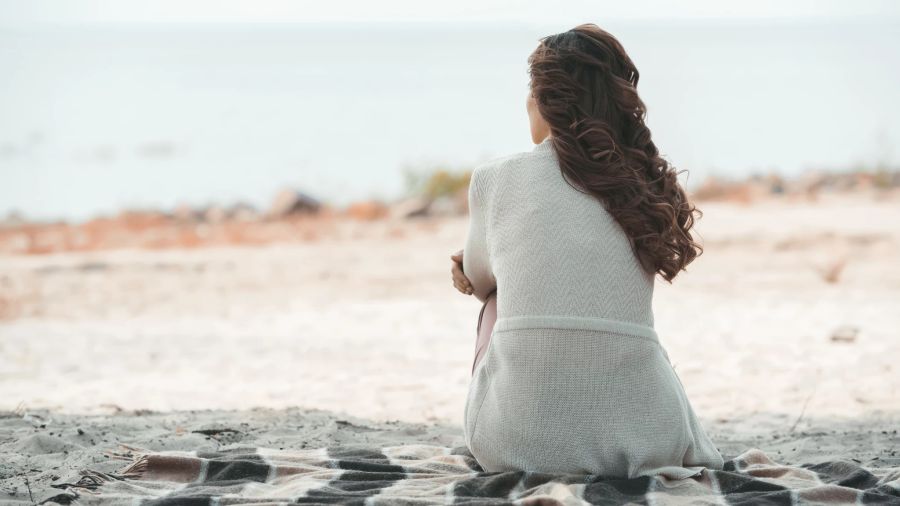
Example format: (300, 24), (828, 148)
(462, 169), (497, 303)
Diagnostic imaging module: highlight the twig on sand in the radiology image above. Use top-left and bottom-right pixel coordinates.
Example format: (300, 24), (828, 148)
(21, 473), (34, 504)
(789, 384), (817, 433)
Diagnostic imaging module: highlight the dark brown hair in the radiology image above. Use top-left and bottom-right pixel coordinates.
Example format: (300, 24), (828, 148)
(528, 23), (702, 282)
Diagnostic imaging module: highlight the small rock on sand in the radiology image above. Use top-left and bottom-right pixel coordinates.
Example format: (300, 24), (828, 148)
(269, 189), (321, 218)
(830, 325), (859, 343)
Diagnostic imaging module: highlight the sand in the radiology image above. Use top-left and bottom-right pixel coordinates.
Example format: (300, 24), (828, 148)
(1, 192), (898, 503)
(2, 408), (898, 504)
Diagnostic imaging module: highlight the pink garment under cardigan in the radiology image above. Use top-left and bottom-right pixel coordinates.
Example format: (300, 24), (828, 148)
(471, 287), (498, 376)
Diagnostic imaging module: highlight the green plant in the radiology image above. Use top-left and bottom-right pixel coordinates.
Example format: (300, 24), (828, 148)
(401, 164), (472, 200)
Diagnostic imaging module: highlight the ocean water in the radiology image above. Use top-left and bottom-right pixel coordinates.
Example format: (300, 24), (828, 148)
(1, 19), (898, 221)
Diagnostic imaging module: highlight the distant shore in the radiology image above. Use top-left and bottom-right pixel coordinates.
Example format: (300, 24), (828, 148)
(1, 169), (897, 256)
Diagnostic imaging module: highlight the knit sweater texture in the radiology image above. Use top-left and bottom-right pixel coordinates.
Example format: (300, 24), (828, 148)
(461, 136), (725, 479)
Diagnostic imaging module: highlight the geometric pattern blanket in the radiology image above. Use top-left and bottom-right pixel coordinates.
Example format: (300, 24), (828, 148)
(46, 443), (900, 505)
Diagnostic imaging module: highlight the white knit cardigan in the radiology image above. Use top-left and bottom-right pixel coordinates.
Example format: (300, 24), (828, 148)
(461, 136), (724, 479)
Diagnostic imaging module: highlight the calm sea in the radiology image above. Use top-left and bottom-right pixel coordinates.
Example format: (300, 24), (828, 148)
(1, 19), (898, 220)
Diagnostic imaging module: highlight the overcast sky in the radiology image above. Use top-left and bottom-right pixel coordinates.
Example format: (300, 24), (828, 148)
(1, 0), (898, 26)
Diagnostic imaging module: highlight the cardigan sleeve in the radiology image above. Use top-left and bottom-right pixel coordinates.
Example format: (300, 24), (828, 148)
(463, 168), (497, 303)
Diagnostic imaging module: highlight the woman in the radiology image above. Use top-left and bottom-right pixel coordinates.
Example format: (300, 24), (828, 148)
(449, 23), (724, 479)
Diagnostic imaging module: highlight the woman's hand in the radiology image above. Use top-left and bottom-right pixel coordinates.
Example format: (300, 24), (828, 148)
(450, 249), (474, 295)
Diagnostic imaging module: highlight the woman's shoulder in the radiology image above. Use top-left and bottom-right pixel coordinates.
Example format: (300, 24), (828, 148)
(472, 145), (553, 188)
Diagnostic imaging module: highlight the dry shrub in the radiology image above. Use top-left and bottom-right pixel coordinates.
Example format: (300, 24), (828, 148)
(727, 185), (756, 205)
(403, 166), (472, 201)
(117, 210), (171, 232)
(817, 257), (847, 284)
(692, 178), (758, 204)
(345, 201), (389, 221)
(691, 177), (729, 201)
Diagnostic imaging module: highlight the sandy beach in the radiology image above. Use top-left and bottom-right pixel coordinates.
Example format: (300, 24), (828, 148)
(2, 192), (899, 503)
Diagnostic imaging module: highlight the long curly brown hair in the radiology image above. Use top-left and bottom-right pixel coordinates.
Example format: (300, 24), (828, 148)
(528, 23), (702, 282)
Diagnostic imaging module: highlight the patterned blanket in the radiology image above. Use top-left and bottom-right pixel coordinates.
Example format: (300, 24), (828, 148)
(47, 443), (900, 505)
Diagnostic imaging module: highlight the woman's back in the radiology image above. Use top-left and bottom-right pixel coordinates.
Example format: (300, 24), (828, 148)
(462, 139), (724, 479)
(476, 137), (655, 327)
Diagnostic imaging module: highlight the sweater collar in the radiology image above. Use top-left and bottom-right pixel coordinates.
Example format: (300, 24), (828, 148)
(532, 136), (553, 154)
